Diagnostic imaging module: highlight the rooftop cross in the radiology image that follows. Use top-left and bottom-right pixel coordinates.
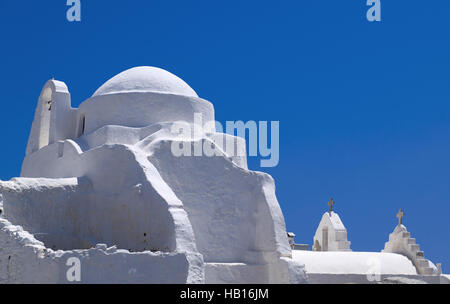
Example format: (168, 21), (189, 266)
(396, 209), (404, 226)
(328, 198), (335, 213)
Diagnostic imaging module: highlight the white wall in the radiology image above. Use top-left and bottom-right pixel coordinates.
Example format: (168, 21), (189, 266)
(0, 218), (204, 284)
(293, 250), (417, 275)
(12, 142), (198, 254)
(13, 124), (305, 283)
(25, 80), (78, 156)
(383, 224), (438, 275)
(78, 92), (215, 135)
(148, 139), (291, 264)
(313, 212), (351, 251)
(4, 72), (307, 284)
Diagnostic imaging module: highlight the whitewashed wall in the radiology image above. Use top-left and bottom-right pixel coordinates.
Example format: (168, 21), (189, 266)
(0, 218), (204, 284)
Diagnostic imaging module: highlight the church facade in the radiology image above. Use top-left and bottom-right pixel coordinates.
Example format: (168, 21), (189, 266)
(0, 67), (448, 284)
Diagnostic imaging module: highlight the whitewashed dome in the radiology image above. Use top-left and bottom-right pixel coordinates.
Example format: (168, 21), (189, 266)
(93, 66), (198, 98)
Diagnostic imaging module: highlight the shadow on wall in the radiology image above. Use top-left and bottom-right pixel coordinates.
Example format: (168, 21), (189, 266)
(0, 176), (173, 253)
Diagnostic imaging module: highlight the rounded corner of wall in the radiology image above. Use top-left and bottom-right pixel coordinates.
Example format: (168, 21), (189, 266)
(64, 139), (83, 155)
(43, 79), (70, 95)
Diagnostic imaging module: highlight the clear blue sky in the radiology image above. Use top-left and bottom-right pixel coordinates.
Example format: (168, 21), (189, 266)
(1, 1), (449, 270)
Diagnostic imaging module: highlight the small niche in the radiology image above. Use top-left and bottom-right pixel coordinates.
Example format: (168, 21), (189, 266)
(77, 114), (86, 137)
(57, 141), (64, 158)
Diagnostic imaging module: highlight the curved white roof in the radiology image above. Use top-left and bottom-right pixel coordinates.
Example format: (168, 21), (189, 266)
(93, 66), (198, 98)
(292, 251), (418, 275)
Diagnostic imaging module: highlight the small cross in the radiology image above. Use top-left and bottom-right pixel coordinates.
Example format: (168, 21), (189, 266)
(328, 198), (335, 213)
(396, 209), (404, 225)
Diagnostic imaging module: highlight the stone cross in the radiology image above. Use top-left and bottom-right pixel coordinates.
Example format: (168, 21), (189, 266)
(328, 198), (335, 213)
(396, 209), (404, 225)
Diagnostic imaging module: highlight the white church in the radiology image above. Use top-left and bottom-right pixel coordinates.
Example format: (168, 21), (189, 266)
(0, 66), (448, 284)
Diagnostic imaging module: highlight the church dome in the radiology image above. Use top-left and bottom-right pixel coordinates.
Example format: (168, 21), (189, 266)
(92, 66), (198, 98)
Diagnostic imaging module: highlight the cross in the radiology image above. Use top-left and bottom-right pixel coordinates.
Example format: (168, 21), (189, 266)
(328, 198), (335, 213)
(396, 209), (404, 225)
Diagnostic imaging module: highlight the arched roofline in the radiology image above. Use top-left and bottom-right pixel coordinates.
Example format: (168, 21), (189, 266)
(25, 79), (72, 156)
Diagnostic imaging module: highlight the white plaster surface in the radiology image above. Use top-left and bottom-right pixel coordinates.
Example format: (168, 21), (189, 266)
(78, 92), (214, 135)
(313, 211), (351, 251)
(93, 66), (198, 97)
(1, 66), (446, 284)
(441, 274), (450, 284)
(383, 224), (438, 275)
(0, 218), (203, 284)
(379, 277), (427, 284)
(292, 250), (417, 275)
(0, 67), (305, 284)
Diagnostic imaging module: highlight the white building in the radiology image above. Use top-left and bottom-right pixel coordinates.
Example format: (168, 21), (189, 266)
(0, 67), (448, 284)
(291, 202), (448, 283)
(312, 199), (351, 252)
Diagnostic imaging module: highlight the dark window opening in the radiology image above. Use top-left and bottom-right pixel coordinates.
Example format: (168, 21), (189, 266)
(78, 114), (86, 137)
(81, 116), (85, 135)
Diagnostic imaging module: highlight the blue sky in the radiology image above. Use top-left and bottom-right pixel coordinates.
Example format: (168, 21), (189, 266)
(1, 1), (449, 270)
